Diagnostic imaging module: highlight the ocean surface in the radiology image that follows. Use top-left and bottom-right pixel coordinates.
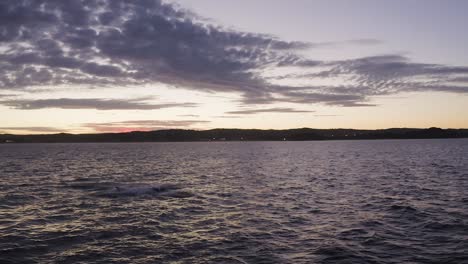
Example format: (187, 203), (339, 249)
(1, 139), (467, 264)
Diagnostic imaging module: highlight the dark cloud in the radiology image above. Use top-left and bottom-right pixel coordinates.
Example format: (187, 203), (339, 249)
(84, 120), (210, 132)
(264, 55), (468, 106)
(0, 98), (197, 110)
(239, 89), (375, 107)
(320, 55), (468, 95)
(0, 0), (467, 108)
(0, 0), (309, 91)
(226, 107), (313, 115)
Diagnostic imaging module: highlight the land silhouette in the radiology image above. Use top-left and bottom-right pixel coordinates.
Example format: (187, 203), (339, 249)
(1, 127), (467, 143)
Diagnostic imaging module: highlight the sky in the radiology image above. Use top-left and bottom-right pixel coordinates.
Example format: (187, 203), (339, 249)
(0, 0), (467, 134)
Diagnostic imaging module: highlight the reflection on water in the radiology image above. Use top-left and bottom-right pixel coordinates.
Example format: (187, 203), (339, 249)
(1, 139), (467, 263)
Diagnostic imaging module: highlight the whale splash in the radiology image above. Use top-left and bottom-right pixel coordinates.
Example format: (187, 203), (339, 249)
(105, 183), (179, 196)
(66, 180), (192, 198)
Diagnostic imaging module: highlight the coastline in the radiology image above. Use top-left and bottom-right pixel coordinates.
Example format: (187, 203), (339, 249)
(2, 127), (467, 143)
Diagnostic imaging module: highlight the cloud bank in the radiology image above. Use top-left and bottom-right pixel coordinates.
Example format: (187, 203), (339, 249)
(0, 126), (65, 133)
(0, 120), (209, 133)
(85, 119), (210, 132)
(226, 107), (313, 115)
(0, 97), (196, 110)
(1, 0), (467, 108)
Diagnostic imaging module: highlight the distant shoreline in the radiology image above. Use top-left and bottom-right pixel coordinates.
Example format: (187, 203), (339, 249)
(1, 127), (467, 143)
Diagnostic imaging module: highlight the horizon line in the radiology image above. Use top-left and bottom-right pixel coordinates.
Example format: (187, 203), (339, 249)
(1, 126), (468, 136)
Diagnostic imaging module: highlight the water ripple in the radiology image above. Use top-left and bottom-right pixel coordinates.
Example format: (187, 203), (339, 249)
(0, 139), (467, 263)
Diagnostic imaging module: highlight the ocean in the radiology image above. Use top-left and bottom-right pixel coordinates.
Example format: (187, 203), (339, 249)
(1, 139), (467, 263)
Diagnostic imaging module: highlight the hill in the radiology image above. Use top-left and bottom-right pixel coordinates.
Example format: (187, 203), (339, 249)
(1, 127), (467, 143)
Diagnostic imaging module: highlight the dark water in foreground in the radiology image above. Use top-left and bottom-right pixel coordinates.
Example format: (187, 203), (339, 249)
(1, 139), (467, 264)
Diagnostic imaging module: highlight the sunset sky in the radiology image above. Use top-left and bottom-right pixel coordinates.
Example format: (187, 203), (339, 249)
(1, 0), (467, 134)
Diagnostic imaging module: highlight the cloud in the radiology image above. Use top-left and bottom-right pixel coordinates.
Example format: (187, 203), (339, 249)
(263, 55), (468, 106)
(226, 107), (313, 115)
(347, 38), (383, 45)
(450, 77), (468, 83)
(84, 119), (210, 132)
(0, 98), (197, 110)
(0, 93), (18, 98)
(321, 55), (468, 95)
(177, 114), (200, 117)
(309, 38), (383, 48)
(213, 115), (243, 119)
(0, 126), (64, 134)
(0, 0), (310, 91)
(0, 0), (467, 108)
(0, 119), (209, 133)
